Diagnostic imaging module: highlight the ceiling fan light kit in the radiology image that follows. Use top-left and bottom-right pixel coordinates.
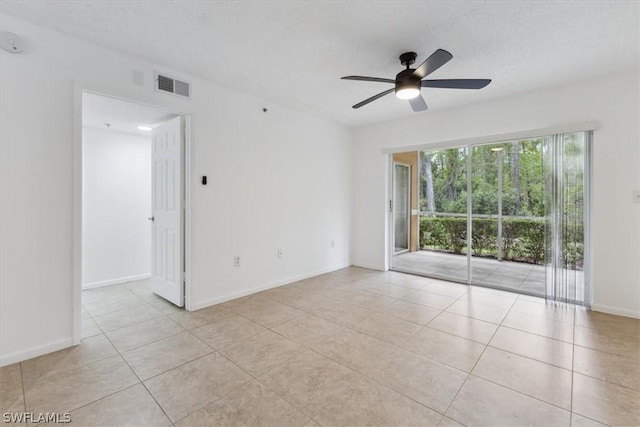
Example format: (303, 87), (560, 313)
(342, 49), (491, 112)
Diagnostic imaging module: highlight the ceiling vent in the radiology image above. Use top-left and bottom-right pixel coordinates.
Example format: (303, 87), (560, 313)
(155, 72), (191, 98)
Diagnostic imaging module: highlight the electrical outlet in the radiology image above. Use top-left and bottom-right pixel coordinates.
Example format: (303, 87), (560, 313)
(331, 240), (335, 248)
(277, 249), (284, 259)
(233, 256), (241, 267)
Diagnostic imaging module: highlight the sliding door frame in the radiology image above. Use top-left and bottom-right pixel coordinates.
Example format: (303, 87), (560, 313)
(388, 130), (593, 305)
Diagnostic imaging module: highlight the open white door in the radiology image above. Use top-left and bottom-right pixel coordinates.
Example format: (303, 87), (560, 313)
(151, 116), (184, 306)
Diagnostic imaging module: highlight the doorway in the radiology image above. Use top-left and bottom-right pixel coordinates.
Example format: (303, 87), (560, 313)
(77, 91), (190, 343)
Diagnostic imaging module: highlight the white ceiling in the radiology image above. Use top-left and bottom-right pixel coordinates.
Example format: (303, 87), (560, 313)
(2, 1), (639, 127)
(83, 92), (177, 136)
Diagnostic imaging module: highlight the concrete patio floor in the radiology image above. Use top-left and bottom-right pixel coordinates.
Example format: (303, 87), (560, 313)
(392, 251), (547, 296)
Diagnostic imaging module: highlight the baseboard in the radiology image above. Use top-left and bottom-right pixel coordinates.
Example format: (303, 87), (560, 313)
(1, 337), (73, 367)
(191, 263), (350, 311)
(351, 261), (386, 271)
(590, 303), (640, 319)
(82, 274), (151, 290)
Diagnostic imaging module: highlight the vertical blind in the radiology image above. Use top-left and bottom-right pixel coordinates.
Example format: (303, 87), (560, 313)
(544, 131), (591, 305)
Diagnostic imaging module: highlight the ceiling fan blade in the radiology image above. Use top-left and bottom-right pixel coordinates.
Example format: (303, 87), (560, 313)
(422, 79), (491, 89)
(352, 88), (395, 109)
(341, 76), (395, 84)
(409, 94), (428, 112)
(413, 49), (453, 79)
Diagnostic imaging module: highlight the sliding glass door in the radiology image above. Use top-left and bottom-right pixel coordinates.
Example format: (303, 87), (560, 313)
(393, 163), (410, 254)
(390, 132), (591, 305)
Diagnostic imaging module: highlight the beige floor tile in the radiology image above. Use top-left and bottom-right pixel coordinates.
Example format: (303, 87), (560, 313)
(258, 284), (306, 301)
(378, 299), (441, 325)
(0, 363), (23, 390)
(373, 348), (467, 413)
(122, 332), (212, 380)
(0, 364), (24, 415)
(400, 289), (457, 310)
(464, 288), (518, 309)
(241, 299), (305, 328)
(69, 383), (171, 426)
(273, 313), (348, 347)
(570, 413), (608, 427)
(574, 325), (640, 360)
(403, 327), (485, 372)
(24, 355), (138, 414)
(220, 330), (306, 377)
(379, 271), (433, 289)
(354, 311), (422, 345)
(191, 314), (266, 350)
(490, 326), (573, 369)
(146, 295), (186, 314)
(258, 350), (371, 418)
(106, 316), (185, 352)
(219, 294), (272, 314)
(438, 416), (465, 427)
(313, 376), (442, 427)
(573, 345), (640, 390)
(81, 285), (134, 305)
(145, 352), (251, 423)
(423, 280), (468, 298)
(83, 293), (147, 317)
(93, 303), (164, 333)
(510, 299), (575, 323)
(311, 328), (400, 378)
(575, 309), (640, 337)
(168, 304), (233, 330)
(21, 335), (118, 385)
(573, 372), (640, 426)
(81, 316), (103, 338)
(428, 311), (498, 344)
(502, 310), (574, 342)
(276, 291), (336, 312)
(356, 280), (412, 299)
(472, 347), (572, 409)
(310, 299), (374, 327)
(343, 290), (397, 311)
(446, 375), (570, 427)
(446, 299), (510, 324)
(174, 379), (309, 427)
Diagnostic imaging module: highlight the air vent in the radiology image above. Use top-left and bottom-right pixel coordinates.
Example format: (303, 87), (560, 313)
(155, 72), (190, 98)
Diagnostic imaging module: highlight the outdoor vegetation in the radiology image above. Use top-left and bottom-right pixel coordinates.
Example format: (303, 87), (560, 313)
(418, 136), (584, 269)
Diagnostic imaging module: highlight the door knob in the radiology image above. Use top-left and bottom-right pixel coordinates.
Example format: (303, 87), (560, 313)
(148, 216), (155, 222)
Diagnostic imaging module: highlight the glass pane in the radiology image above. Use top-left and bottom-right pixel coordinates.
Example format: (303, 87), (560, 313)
(470, 140), (546, 296)
(392, 147), (468, 282)
(393, 164), (410, 253)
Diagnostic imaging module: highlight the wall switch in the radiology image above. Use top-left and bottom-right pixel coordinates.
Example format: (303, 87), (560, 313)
(233, 256), (241, 267)
(277, 249), (284, 259)
(330, 240), (335, 248)
(634, 190), (640, 204)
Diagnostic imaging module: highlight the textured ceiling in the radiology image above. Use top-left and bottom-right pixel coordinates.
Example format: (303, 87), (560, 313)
(2, 1), (639, 127)
(83, 92), (177, 136)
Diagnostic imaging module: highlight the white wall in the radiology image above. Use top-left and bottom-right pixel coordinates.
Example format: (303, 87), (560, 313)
(82, 127), (151, 288)
(352, 71), (640, 318)
(0, 15), (352, 365)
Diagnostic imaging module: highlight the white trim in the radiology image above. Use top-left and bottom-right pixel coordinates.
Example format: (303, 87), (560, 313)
(82, 274), (151, 290)
(0, 337), (73, 367)
(590, 304), (640, 320)
(381, 121), (601, 154)
(191, 264), (350, 311)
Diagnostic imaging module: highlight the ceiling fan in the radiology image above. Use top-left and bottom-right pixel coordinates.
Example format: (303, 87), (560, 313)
(341, 49), (491, 112)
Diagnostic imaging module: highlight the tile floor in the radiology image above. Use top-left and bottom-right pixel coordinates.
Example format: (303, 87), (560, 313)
(1, 267), (639, 426)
